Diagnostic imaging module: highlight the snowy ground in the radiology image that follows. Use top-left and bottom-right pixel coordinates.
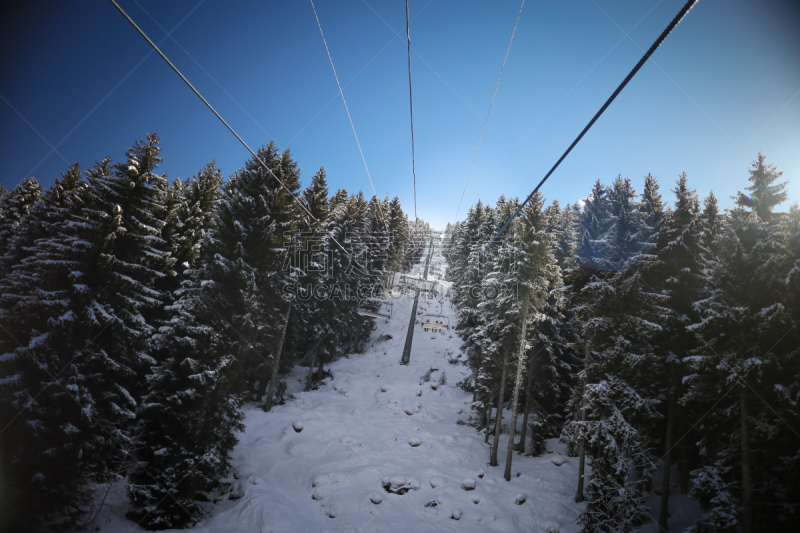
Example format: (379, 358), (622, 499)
(93, 241), (588, 533)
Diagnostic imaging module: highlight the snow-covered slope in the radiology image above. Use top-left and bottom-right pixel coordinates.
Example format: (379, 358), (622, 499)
(96, 245), (586, 533)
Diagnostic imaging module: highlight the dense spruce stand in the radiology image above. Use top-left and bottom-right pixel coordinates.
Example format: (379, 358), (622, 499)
(2, 142), (798, 532)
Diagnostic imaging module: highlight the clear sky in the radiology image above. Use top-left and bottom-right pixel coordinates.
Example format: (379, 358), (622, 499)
(2, 0), (798, 229)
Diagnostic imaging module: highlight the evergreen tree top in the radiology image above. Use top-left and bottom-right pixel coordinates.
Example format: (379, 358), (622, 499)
(670, 172), (699, 229)
(641, 173), (664, 231)
(735, 152), (788, 222)
(303, 167), (330, 223)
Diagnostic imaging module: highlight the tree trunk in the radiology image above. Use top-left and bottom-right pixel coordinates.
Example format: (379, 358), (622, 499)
(478, 391), (487, 430)
(484, 403), (492, 443)
(255, 368), (269, 403)
(304, 345), (319, 392)
(316, 359), (325, 381)
(516, 359), (535, 453)
(680, 451), (689, 495)
(576, 338), (590, 503)
(351, 322), (362, 354)
(262, 304), (292, 412)
(504, 300), (531, 481)
(740, 387), (753, 533)
(490, 350), (510, 467)
(484, 384), (496, 442)
(659, 364), (678, 532)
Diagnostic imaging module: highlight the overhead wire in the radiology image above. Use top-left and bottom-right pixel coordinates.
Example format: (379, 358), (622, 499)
(406, 0), (418, 221)
(308, 0), (391, 233)
(453, 0), (525, 223)
(453, 0), (700, 287)
(432, 0), (667, 232)
(108, 0), (380, 280)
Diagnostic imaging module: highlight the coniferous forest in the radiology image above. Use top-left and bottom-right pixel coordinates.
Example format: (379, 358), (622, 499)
(1, 137), (798, 533)
(444, 154), (800, 533)
(0, 134), (425, 530)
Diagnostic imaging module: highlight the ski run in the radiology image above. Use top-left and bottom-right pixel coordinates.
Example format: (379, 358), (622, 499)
(92, 241), (698, 533)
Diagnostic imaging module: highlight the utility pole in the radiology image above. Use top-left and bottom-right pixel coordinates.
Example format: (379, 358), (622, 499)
(401, 235), (433, 365)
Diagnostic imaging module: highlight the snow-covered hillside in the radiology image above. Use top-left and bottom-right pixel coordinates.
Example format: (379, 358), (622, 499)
(94, 245), (586, 533)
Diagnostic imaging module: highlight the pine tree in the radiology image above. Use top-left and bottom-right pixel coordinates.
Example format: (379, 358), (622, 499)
(503, 192), (562, 480)
(0, 165), (84, 274)
(735, 152), (788, 223)
(553, 203), (576, 271)
(653, 173), (705, 531)
(641, 173), (664, 231)
(286, 168), (333, 391)
(700, 191), (724, 264)
(562, 378), (655, 532)
(386, 196), (408, 283)
(563, 175), (667, 530)
(686, 204), (794, 533)
(570, 180), (612, 295)
(201, 143), (300, 401)
(0, 134), (172, 529)
(162, 162), (223, 281)
(303, 167), (330, 223)
(126, 275), (244, 529)
(125, 159), (230, 529)
(0, 168), (96, 530)
(76, 133), (172, 413)
(0, 176), (42, 255)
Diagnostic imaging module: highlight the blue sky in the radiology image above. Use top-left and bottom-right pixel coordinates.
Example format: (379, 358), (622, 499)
(1, 0), (798, 229)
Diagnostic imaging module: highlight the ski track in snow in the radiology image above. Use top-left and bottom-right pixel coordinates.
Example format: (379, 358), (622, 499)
(95, 243), (586, 533)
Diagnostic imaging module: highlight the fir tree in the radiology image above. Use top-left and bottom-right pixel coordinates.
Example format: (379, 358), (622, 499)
(0, 176), (42, 254)
(686, 204), (795, 533)
(0, 168), (96, 530)
(653, 172), (705, 530)
(0, 134), (172, 529)
(126, 274), (244, 529)
(386, 196), (408, 283)
(735, 152), (788, 223)
(564, 175), (667, 530)
(701, 191), (723, 264)
(503, 192), (562, 479)
(303, 167), (330, 223)
(553, 203), (576, 271)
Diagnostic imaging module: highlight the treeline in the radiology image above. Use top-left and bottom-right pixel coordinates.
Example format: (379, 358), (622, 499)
(0, 134), (421, 531)
(444, 154), (800, 533)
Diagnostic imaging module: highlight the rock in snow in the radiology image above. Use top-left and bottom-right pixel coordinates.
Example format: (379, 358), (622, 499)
(550, 455), (568, 466)
(368, 492), (383, 504)
(461, 478), (476, 491)
(543, 521), (562, 533)
(292, 421), (304, 433)
(409, 437), (421, 447)
(382, 476), (420, 495)
(515, 493), (527, 505)
(429, 476), (446, 488)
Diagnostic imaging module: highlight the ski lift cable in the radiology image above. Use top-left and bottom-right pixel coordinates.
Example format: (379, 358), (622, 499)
(453, 0), (699, 288)
(406, 0), (418, 221)
(309, 0), (391, 233)
(453, 0), (525, 224)
(108, 0), (380, 281)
